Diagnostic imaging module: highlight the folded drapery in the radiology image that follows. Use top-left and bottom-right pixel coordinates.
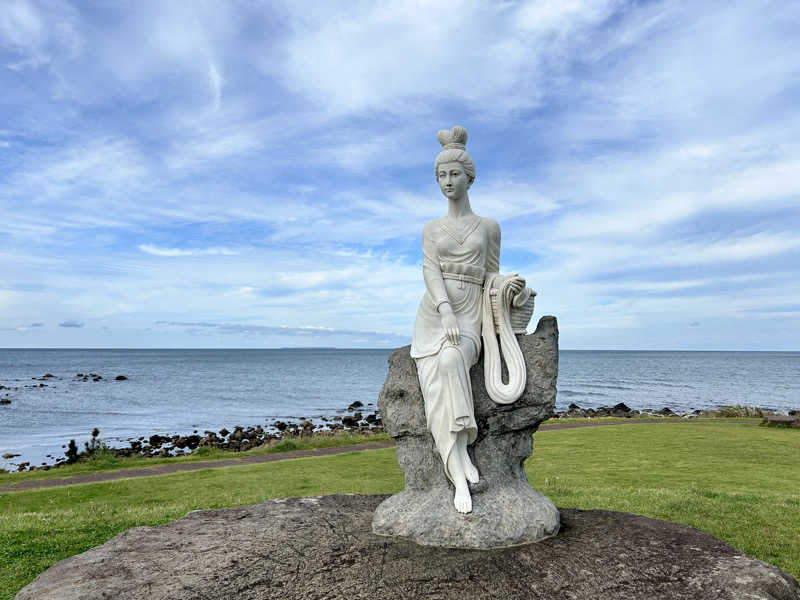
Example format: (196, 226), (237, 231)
(481, 274), (535, 405)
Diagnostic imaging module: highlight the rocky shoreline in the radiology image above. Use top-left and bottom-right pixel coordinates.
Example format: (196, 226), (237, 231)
(556, 401), (707, 419)
(2, 395), (384, 472)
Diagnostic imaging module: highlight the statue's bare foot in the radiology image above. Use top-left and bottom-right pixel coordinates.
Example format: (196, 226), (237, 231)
(464, 459), (479, 484)
(453, 483), (472, 514)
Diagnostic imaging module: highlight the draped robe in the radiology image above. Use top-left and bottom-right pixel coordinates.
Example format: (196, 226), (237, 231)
(410, 214), (500, 483)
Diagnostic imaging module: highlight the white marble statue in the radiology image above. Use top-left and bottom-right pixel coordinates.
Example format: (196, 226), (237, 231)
(410, 126), (534, 514)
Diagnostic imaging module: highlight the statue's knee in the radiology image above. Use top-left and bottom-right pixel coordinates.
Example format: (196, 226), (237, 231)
(438, 346), (462, 373)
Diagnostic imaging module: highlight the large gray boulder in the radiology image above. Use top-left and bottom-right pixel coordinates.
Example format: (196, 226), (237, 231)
(16, 494), (800, 599)
(372, 316), (561, 548)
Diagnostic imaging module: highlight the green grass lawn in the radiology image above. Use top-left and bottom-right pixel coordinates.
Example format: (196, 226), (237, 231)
(0, 417), (755, 487)
(1, 421), (798, 598)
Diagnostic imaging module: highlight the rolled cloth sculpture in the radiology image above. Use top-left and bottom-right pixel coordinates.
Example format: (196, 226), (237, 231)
(482, 274), (536, 404)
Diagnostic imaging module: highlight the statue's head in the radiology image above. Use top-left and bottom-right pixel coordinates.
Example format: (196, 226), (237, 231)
(434, 126), (475, 185)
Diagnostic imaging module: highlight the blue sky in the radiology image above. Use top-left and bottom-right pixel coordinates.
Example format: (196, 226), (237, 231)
(1, 0), (799, 350)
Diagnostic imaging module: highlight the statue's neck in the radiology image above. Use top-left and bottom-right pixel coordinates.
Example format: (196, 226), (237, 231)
(447, 194), (474, 219)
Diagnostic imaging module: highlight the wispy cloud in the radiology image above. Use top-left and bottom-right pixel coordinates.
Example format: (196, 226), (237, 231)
(58, 320), (84, 328)
(155, 321), (408, 346)
(138, 245), (239, 257)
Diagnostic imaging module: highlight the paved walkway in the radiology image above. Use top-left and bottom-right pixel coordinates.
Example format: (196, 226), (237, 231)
(0, 419), (759, 493)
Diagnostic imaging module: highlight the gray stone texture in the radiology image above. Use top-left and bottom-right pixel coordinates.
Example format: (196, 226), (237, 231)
(372, 316), (561, 548)
(16, 494), (800, 600)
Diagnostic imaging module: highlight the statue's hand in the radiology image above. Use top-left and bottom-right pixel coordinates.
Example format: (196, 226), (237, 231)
(439, 303), (461, 345)
(500, 275), (525, 300)
(504, 275), (531, 307)
(508, 275), (526, 295)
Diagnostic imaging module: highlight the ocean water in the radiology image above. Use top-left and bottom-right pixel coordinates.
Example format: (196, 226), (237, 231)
(1, 349), (799, 470)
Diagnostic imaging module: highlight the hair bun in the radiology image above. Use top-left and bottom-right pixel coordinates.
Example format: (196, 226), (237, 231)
(437, 126), (468, 150)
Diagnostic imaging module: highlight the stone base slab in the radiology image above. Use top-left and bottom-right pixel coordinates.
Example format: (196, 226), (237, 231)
(16, 494), (800, 600)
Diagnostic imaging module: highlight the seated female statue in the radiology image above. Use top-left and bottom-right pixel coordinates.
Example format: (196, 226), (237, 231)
(410, 126), (524, 513)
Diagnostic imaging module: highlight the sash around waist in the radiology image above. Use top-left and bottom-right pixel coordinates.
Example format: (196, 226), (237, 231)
(440, 261), (486, 286)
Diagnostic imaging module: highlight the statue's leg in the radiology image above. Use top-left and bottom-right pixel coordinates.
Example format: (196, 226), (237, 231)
(438, 346), (473, 514)
(457, 431), (479, 484)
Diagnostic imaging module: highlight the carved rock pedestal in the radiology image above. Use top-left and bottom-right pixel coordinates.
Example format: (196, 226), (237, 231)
(372, 316), (561, 548)
(16, 494), (800, 600)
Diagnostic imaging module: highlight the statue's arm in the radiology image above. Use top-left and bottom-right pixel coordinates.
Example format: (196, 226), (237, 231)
(422, 222), (449, 310)
(484, 218), (501, 285)
(485, 218), (526, 299)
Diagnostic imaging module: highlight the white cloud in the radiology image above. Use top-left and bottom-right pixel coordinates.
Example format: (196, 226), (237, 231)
(0, 0), (81, 70)
(208, 62), (223, 112)
(662, 234), (800, 266)
(137, 245), (239, 257)
(278, 0), (619, 114)
(230, 286), (256, 295)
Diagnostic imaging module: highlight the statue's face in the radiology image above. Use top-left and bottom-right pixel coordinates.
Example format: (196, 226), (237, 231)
(437, 161), (470, 200)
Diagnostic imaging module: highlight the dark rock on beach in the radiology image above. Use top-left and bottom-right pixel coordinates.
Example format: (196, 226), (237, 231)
(184, 435), (202, 450)
(0, 398), (11, 405)
(15, 494), (800, 600)
(115, 375), (127, 381)
(148, 434), (168, 448)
